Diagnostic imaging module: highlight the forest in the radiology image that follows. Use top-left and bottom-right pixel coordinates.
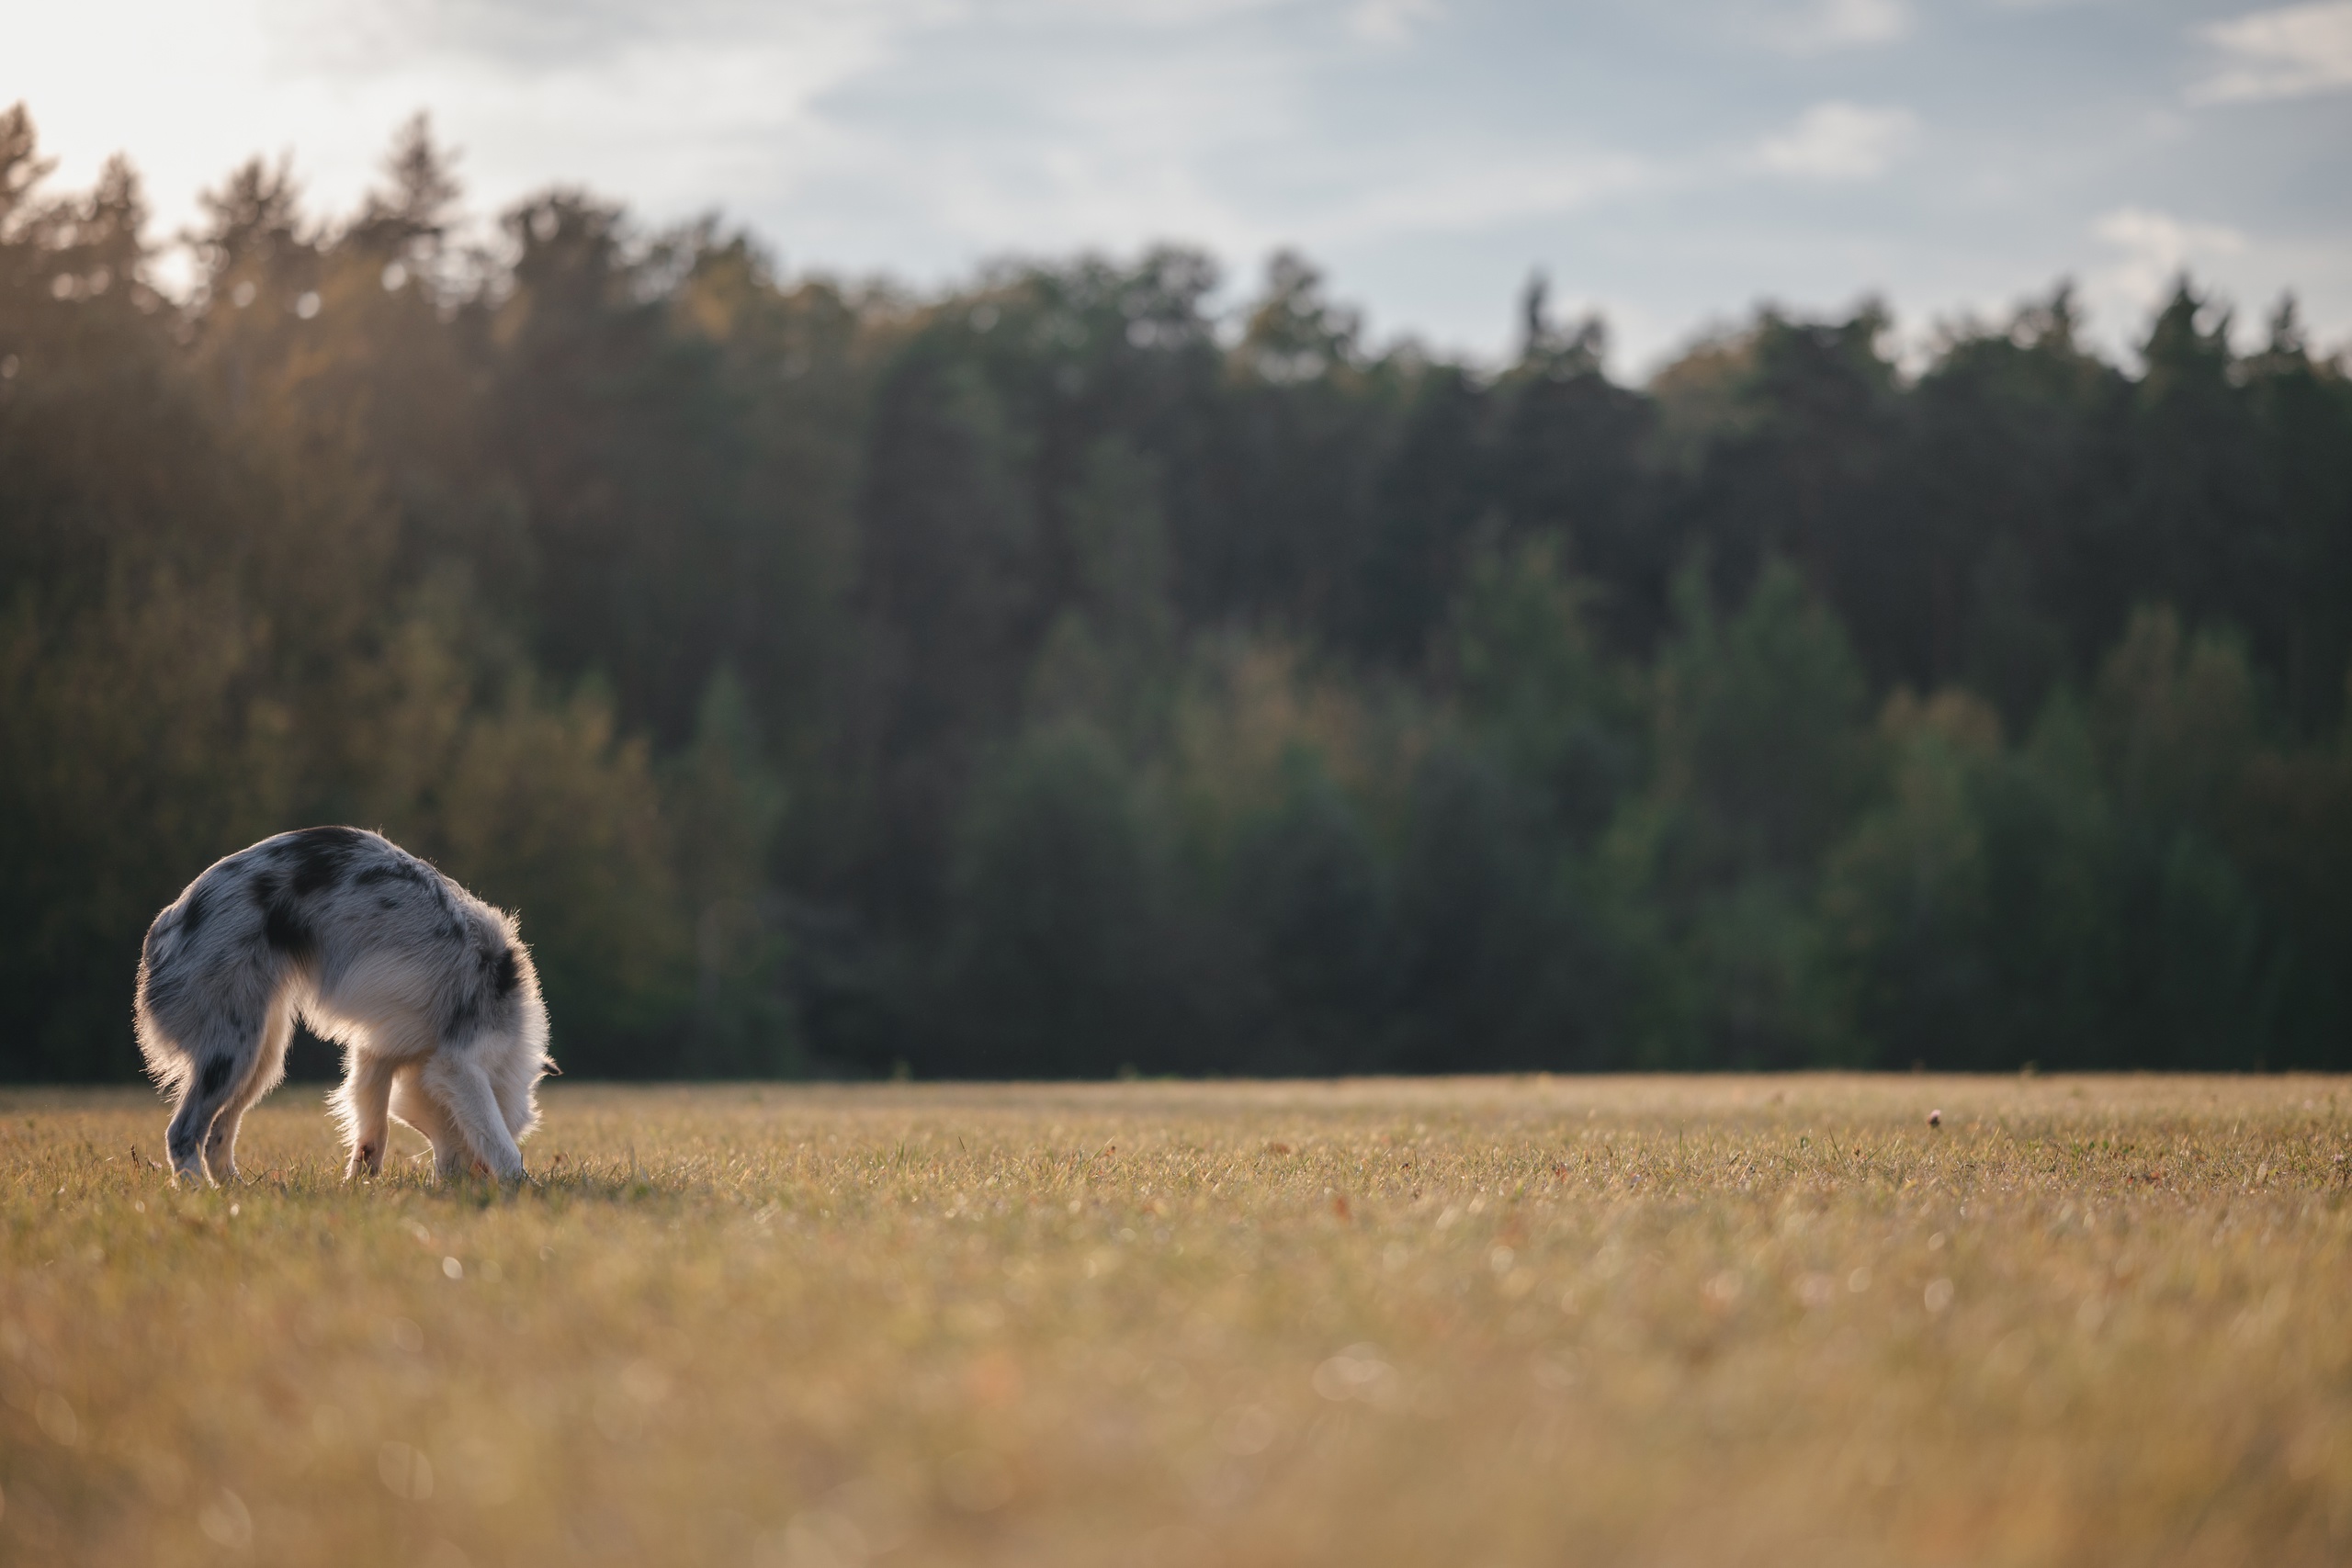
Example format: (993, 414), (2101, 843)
(4, 107), (2348, 1082)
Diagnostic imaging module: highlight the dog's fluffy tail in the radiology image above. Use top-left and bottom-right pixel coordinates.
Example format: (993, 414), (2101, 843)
(133, 906), (197, 1094)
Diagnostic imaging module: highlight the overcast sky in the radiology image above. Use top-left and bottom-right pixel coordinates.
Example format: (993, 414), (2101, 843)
(7, 0), (2349, 373)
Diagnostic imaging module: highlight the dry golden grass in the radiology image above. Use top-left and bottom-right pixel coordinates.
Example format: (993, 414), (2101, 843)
(2, 1075), (2348, 1568)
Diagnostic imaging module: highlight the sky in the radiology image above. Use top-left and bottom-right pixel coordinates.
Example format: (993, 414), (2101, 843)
(6, 0), (2349, 375)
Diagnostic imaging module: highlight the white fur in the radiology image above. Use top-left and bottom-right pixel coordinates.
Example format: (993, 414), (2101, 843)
(134, 828), (554, 1185)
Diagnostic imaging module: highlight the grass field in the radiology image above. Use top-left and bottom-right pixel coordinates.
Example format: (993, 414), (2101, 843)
(1, 1076), (2347, 1567)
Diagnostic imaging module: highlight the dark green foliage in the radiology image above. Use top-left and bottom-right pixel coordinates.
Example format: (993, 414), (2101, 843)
(935, 724), (1174, 1077)
(1606, 564), (1872, 1067)
(1387, 742), (1621, 1073)
(1226, 753), (1395, 1076)
(668, 669), (798, 1077)
(1451, 537), (1645, 843)
(5, 102), (2352, 1078)
(1823, 617), (2321, 1072)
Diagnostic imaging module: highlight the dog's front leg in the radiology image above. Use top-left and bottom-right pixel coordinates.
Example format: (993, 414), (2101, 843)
(390, 1066), (469, 1184)
(423, 1054), (529, 1184)
(335, 1053), (398, 1179)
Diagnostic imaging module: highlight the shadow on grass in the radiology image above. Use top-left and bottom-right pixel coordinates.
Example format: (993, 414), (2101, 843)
(125, 1157), (690, 1211)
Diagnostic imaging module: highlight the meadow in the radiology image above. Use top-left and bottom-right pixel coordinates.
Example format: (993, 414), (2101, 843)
(1, 1075), (2347, 1567)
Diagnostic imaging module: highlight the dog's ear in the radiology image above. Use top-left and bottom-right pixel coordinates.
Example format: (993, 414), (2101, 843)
(543, 1059), (563, 1076)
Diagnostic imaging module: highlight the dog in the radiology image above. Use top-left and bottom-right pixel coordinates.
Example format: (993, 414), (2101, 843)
(135, 827), (554, 1186)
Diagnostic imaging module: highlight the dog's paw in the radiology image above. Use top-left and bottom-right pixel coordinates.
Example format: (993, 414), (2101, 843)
(471, 1156), (527, 1187)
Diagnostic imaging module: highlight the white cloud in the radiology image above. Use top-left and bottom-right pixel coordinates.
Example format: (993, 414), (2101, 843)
(1313, 152), (1654, 242)
(1010, 0), (1298, 28)
(1348, 0), (1442, 45)
(1809, 0), (1908, 46)
(2088, 207), (2248, 321)
(1761, 0), (1911, 54)
(3, 0), (927, 243)
(1753, 102), (1919, 180)
(259, 0), (932, 78)
(2191, 1), (2352, 103)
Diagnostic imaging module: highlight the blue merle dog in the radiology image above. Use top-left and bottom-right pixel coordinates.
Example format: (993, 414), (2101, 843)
(135, 828), (554, 1186)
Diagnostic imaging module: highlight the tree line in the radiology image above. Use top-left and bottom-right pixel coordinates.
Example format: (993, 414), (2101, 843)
(4, 107), (2348, 1081)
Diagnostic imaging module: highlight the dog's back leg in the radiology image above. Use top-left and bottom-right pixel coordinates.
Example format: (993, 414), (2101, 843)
(333, 1051), (400, 1179)
(421, 1053), (527, 1182)
(202, 991), (298, 1185)
(163, 1000), (276, 1186)
(164, 1064), (236, 1186)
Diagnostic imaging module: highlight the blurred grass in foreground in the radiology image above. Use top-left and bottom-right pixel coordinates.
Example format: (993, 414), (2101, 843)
(2, 1076), (2348, 1567)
